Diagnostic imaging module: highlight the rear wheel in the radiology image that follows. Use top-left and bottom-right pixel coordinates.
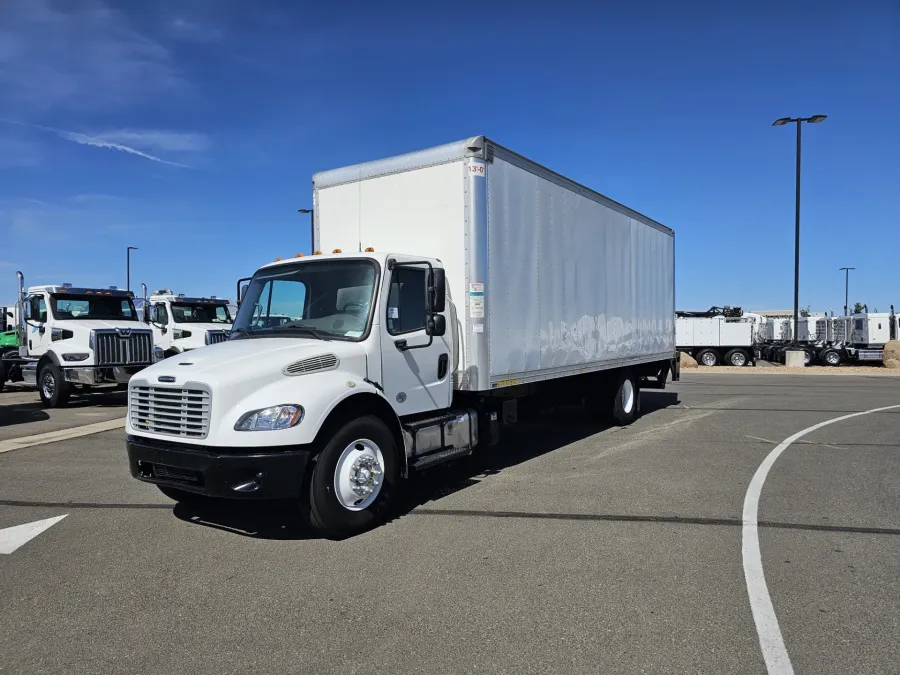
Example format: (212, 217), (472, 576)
(305, 415), (399, 538)
(38, 362), (71, 408)
(724, 348), (749, 367)
(696, 349), (718, 367)
(822, 349), (841, 367)
(803, 349), (814, 366)
(611, 370), (640, 426)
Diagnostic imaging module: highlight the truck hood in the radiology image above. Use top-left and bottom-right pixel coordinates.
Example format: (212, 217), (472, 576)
(60, 320), (150, 332)
(139, 336), (366, 387)
(175, 323), (231, 334)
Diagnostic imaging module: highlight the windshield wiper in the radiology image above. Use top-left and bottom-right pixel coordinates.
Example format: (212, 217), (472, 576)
(229, 327), (254, 340)
(267, 325), (332, 341)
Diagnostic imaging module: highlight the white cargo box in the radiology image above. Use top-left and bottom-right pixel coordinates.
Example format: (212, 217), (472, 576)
(675, 316), (754, 348)
(313, 136), (675, 392)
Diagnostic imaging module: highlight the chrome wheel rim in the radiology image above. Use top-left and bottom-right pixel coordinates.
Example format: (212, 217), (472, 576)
(333, 439), (385, 511)
(701, 352), (716, 366)
(731, 352), (747, 366)
(41, 371), (55, 399)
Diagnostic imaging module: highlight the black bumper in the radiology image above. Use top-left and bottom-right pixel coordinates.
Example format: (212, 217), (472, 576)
(126, 435), (310, 500)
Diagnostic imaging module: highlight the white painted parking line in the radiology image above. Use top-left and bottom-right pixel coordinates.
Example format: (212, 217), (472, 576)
(0, 418), (125, 454)
(0, 515), (68, 554)
(742, 403), (900, 675)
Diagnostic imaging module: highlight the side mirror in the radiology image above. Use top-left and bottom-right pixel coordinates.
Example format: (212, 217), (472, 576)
(426, 314), (446, 337)
(23, 302), (32, 321)
(240, 284), (249, 305)
(428, 268), (446, 313)
(5, 311), (12, 318)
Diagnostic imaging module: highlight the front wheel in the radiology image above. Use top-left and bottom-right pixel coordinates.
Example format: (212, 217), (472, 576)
(305, 415), (399, 538)
(38, 362), (71, 408)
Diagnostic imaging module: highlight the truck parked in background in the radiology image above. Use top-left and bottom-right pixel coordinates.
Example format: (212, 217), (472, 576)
(142, 288), (233, 358)
(125, 136), (678, 538)
(816, 308), (898, 365)
(675, 306), (762, 366)
(0, 272), (162, 404)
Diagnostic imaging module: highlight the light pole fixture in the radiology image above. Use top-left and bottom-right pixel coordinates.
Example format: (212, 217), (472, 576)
(772, 114), (827, 346)
(839, 267), (855, 317)
(298, 209), (314, 254)
(126, 246), (138, 294)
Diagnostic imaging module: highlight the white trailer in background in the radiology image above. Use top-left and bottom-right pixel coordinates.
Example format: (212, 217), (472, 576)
(675, 306), (760, 366)
(125, 136), (678, 538)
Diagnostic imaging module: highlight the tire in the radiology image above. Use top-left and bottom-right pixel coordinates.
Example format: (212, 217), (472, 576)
(724, 348), (749, 367)
(696, 349), (718, 367)
(803, 349), (814, 366)
(821, 349), (841, 367)
(157, 485), (208, 504)
(38, 362), (71, 408)
(305, 415), (399, 538)
(611, 369), (640, 426)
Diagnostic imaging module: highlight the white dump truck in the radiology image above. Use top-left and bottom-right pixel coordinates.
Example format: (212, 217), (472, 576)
(1, 272), (162, 405)
(675, 306), (763, 366)
(125, 136), (678, 537)
(141, 288), (233, 357)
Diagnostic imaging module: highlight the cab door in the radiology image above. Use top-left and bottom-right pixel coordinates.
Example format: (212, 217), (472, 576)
(379, 262), (452, 416)
(25, 294), (50, 356)
(150, 303), (172, 351)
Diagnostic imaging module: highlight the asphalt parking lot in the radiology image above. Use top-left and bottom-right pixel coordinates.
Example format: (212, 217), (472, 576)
(1, 372), (898, 675)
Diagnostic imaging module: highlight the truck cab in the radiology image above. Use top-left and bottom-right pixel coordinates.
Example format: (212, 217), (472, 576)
(2, 272), (162, 406)
(143, 290), (233, 357)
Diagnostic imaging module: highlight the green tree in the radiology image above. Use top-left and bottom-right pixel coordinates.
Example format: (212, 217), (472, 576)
(853, 302), (865, 314)
(800, 307), (810, 317)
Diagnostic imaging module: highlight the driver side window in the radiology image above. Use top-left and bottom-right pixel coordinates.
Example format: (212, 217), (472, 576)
(387, 267), (427, 335)
(31, 296), (47, 323)
(153, 304), (169, 325)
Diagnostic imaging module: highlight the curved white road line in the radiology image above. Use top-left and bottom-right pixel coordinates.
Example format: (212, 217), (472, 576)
(742, 403), (900, 675)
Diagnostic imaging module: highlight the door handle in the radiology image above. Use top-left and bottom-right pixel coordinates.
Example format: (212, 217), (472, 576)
(437, 353), (448, 379)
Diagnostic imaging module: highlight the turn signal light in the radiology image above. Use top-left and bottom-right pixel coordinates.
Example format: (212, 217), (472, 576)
(313, 251), (323, 255)
(295, 253), (304, 258)
(365, 247), (375, 252)
(332, 248), (342, 254)
(274, 257), (283, 262)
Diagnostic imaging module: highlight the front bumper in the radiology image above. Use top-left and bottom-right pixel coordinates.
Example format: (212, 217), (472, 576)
(126, 435), (310, 500)
(64, 365), (148, 385)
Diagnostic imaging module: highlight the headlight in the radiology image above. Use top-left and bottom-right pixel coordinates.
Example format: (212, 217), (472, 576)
(152, 346), (165, 363)
(235, 405), (304, 431)
(173, 329), (192, 339)
(62, 353), (90, 362)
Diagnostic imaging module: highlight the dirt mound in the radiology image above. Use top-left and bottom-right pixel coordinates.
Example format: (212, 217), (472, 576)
(680, 351), (698, 369)
(884, 358), (900, 370)
(883, 341), (900, 365)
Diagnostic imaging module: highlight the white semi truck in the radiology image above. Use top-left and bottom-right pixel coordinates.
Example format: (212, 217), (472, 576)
(675, 306), (763, 366)
(125, 136), (678, 538)
(815, 308), (898, 365)
(1, 272), (162, 405)
(141, 288), (233, 357)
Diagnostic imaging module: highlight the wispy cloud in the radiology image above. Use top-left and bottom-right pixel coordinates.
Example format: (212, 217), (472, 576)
(2, 120), (194, 167)
(89, 130), (211, 153)
(167, 17), (223, 43)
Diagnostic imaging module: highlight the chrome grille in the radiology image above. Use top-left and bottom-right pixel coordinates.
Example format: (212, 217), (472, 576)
(205, 330), (229, 345)
(130, 386), (211, 438)
(92, 329), (153, 366)
(283, 353), (339, 376)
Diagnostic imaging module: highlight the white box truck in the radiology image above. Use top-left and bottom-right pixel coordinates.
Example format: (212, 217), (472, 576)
(125, 136), (677, 537)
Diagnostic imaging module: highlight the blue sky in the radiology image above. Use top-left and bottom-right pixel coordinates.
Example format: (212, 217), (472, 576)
(1, 0), (898, 314)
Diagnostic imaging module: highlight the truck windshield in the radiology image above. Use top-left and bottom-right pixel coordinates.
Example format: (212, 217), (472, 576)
(50, 294), (138, 321)
(171, 303), (232, 324)
(232, 259), (377, 341)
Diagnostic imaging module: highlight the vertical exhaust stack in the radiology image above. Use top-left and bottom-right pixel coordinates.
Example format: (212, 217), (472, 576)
(15, 271), (26, 357)
(140, 283), (148, 323)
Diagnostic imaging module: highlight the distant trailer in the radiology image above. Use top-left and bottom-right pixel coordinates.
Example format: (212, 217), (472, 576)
(675, 309), (758, 367)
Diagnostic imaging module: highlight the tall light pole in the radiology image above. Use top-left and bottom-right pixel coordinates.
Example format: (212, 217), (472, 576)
(839, 267), (855, 317)
(298, 209), (314, 254)
(773, 114), (826, 346)
(772, 115), (826, 346)
(126, 246), (138, 293)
